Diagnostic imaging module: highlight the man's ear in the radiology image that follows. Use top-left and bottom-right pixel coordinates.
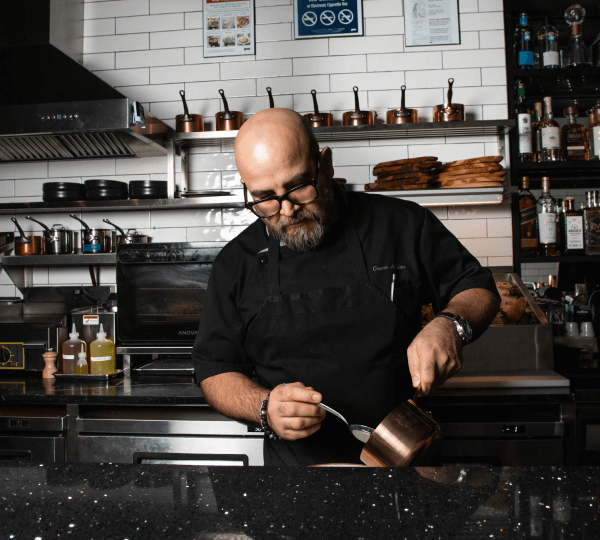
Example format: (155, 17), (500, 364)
(320, 146), (334, 179)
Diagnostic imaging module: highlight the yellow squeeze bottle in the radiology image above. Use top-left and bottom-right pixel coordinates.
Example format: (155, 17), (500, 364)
(76, 344), (88, 374)
(90, 324), (115, 375)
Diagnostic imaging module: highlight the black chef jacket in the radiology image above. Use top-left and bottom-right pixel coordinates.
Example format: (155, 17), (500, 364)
(193, 181), (499, 459)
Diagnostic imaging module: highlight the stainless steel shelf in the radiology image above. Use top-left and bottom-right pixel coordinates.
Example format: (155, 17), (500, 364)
(0, 192), (244, 215)
(175, 120), (515, 147)
(2, 253), (116, 266)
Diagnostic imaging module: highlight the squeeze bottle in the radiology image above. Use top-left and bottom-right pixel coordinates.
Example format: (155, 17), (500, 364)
(62, 323), (85, 374)
(90, 324), (115, 375)
(76, 344), (88, 374)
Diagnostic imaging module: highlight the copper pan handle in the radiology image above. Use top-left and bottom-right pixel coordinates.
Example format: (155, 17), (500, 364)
(447, 78), (454, 107)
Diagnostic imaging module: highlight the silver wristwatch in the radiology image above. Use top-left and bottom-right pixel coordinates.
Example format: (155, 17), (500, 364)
(435, 311), (473, 345)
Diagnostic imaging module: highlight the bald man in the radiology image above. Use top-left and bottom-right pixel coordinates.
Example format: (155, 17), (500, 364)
(192, 109), (500, 466)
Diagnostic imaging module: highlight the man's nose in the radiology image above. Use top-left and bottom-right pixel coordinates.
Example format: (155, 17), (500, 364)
(280, 199), (299, 217)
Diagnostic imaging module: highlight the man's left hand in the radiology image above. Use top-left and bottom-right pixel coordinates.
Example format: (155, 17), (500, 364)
(407, 316), (462, 395)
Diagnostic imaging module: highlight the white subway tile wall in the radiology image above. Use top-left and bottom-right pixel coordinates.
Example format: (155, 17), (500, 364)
(1, 0), (512, 294)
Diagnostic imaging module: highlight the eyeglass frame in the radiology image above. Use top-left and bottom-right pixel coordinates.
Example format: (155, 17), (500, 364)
(243, 156), (320, 218)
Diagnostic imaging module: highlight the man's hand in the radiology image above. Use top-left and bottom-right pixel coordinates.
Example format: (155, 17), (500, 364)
(407, 316), (462, 395)
(267, 382), (326, 441)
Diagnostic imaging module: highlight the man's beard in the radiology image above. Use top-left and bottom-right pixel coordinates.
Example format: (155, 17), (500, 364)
(266, 181), (334, 252)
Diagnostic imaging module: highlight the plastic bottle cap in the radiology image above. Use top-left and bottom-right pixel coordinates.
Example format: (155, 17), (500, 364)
(78, 343), (86, 359)
(69, 322), (79, 340)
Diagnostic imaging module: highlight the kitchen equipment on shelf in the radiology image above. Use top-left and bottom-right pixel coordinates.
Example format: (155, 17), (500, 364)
(42, 182), (85, 202)
(317, 402), (374, 443)
(128, 180), (168, 199)
(176, 90), (204, 133)
(303, 90), (334, 127)
(84, 179), (129, 201)
(69, 214), (115, 254)
(267, 87), (275, 108)
(342, 87), (376, 126)
(432, 78), (465, 122)
(11, 217), (42, 256)
(360, 388), (443, 467)
(102, 218), (148, 244)
(215, 89), (244, 131)
(25, 216), (74, 254)
(387, 85), (418, 124)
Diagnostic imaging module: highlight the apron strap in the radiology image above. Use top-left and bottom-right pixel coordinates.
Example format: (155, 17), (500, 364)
(267, 232), (281, 297)
(344, 219), (369, 284)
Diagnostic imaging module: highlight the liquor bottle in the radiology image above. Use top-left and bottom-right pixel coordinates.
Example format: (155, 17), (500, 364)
(516, 82), (534, 162)
(537, 177), (558, 256)
(556, 198), (564, 255)
(532, 102), (543, 162)
(538, 17), (560, 69)
(564, 4), (592, 67)
(519, 176), (539, 256)
(561, 106), (589, 161)
(539, 97), (561, 161)
(563, 197), (585, 255)
(587, 104), (600, 160)
(514, 13), (534, 69)
(584, 191), (600, 255)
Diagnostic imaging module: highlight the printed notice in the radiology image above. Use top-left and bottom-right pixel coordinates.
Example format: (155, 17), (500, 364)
(404, 0), (460, 47)
(294, 0), (363, 39)
(204, 0), (255, 58)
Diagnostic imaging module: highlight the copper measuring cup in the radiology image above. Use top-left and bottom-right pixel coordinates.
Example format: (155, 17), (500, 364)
(432, 78), (464, 122)
(342, 86), (376, 126)
(360, 386), (443, 467)
(215, 89), (244, 131)
(176, 90), (204, 133)
(387, 85), (418, 124)
(304, 90), (333, 127)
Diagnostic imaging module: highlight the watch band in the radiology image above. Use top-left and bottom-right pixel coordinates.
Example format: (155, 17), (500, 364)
(435, 311), (473, 344)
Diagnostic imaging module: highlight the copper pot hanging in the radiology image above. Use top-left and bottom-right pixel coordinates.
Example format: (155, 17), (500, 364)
(303, 90), (333, 127)
(215, 89), (244, 131)
(387, 85), (418, 124)
(342, 86), (376, 126)
(432, 78), (465, 122)
(176, 90), (204, 133)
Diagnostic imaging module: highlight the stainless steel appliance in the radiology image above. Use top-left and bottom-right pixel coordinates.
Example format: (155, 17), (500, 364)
(0, 0), (174, 162)
(76, 406), (264, 466)
(0, 405), (66, 462)
(116, 242), (225, 347)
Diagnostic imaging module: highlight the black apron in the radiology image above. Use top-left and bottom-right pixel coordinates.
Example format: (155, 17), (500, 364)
(244, 218), (416, 466)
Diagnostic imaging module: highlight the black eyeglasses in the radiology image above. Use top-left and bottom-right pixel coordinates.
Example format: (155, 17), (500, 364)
(243, 158), (320, 218)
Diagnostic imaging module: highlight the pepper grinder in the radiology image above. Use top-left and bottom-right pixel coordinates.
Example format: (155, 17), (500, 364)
(42, 349), (58, 379)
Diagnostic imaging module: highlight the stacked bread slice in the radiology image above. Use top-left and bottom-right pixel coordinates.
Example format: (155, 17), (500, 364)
(365, 156), (506, 191)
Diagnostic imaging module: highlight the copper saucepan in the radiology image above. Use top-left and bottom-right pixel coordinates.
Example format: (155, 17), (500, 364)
(11, 217), (42, 256)
(342, 86), (377, 126)
(215, 89), (244, 131)
(304, 90), (333, 127)
(360, 389), (443, 467)
(433, 78), (465, 122)
(176, 90), (204, 133)
(387, 85), (418, 124)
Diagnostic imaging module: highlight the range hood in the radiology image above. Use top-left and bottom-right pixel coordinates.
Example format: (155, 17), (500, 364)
(0, 0), (174, 162)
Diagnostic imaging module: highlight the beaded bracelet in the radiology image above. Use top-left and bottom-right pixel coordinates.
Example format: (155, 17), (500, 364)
(259, 393), (282, 441)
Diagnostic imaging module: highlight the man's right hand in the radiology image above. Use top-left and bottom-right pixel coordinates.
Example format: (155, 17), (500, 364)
(267, 382), (326, 441)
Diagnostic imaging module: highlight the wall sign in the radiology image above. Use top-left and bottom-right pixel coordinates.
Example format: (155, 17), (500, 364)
(294, 0), (363, 39)
(404, 0), (460, 47)
(204, 0), (255, 58)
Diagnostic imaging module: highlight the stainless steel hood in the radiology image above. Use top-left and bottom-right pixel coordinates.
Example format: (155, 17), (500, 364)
(0, 0), (174, 162)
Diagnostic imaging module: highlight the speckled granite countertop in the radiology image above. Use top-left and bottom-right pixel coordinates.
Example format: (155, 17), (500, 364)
(1, 462), (598, 539)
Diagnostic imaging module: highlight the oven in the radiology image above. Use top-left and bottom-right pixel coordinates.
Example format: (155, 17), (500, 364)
(116, 242), (225, 346)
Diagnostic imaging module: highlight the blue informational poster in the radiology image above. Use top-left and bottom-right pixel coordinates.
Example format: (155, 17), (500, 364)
(294, 0), (363, 39)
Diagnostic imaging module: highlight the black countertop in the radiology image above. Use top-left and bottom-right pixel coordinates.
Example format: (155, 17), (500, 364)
(1, 462), (598, 539)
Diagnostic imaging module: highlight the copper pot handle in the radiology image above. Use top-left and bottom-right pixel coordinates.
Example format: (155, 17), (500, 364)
(447, 78), (454, 107)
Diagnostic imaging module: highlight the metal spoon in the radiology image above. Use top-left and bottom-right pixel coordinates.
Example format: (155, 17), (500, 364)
(317, 402), (374, 443)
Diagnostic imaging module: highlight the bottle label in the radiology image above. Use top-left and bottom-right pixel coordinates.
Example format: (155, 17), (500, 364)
(541, 126), (560, 149)
(518, 113), (532, 153)
(521, 205), (537, 224)
(542, 50), (559, 66)
(92, 356), (113, 362)
(593, 126), (600, 156)
(62, 355), (75, 360)
(587, 213), (600, 248)
(83, 315), (99, 325)
(539, 212), (557, 243)
(520, 15), (528, 26)
(518, 50), (534, 66)
(566, 216), (584, 249)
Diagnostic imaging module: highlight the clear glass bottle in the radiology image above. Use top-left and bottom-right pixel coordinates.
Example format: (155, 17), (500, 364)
(561, 106), (589, 161)
(90, 324), (116, 375)
(539, 97), (561, 161)
(563, 197), (585, 255)
(519, 176), (539, 256)
(537, 177), (558, 256)
(61, 323), (86, 375)
(587, 105), (600, 160)
(564, 4), (592, 67)
(538, 17), (560, 69)
(556, 198), (565, 255)
(514, 13), (535, 69)
(516, 82), (534, 162)
(584, 191), (600, 255)
(532, 102), (543, 162)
